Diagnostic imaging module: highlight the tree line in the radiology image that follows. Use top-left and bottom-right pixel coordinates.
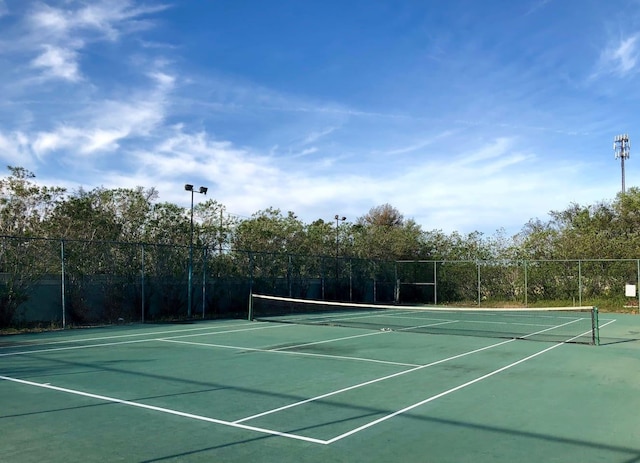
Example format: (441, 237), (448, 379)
(4, 165), (640, 261)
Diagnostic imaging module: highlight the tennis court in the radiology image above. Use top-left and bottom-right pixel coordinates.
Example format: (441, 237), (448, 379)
(1, 301), (639, 462)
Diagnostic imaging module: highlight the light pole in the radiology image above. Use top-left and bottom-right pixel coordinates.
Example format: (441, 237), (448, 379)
(614, 134), (631, 194)
(334, 215), (346, 299)
(185, 184), (208, 318)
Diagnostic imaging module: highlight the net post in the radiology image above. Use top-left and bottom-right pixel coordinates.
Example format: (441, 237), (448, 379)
(248, 290), (253, 321)
(591, 306), (600, 346)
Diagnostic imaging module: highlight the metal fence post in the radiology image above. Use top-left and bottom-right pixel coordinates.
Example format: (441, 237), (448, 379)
(60, 239), (66, 329)
(288, 254), (292, 298)
(321, 257), (325, 300)
(202, 246), (207, 319)
(349, 258), (352, 301)
(524, 260), (528, 307)
(141, 243), (145, 323)
(637, 259), (639, 314)
(434, 261), (438, 305)
(394, 262), (398, 303)
(578, 260), (582, 306)
(477, 261), (481, 306)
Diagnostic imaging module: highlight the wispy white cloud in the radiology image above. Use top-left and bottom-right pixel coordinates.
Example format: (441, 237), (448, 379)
(592, 34), (640, 79)
(27, 1), (170, 42)
(122, 131), (546, 232)
(524, 0), (552, 16)
(369, 139), (573, 232)
(0, 131), (33, 166)
(148, 70), (175, 89)
(8, 0), (170, 83)
(147, 129), (275, 181)
(455, 137), (515, 165)
(32, 104), (160, 157)
(31, 44), (81, 81)
(0, 0), (8, 18)
(28, 3), (69, 35)
(301, 127), (337, 145)
(23, 67), (174, 158)
(610, 35), (639, 74)
(32, 126), (77, 155)
(297, 147), (319, 157)
(379, 130), (457, 156)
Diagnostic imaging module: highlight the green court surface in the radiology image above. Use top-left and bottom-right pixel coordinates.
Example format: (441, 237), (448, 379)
(1, 313), (639, 462)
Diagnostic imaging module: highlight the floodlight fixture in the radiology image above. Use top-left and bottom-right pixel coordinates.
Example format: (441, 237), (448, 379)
(199, 186), (208, 194)
(185, 184), (194, 191)
(614, 134), (631, 194)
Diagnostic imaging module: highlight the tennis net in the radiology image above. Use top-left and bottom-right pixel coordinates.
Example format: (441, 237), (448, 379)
(249, 294), (600, 345)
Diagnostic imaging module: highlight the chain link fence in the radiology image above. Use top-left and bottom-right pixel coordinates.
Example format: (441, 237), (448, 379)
(1, 236), (638, 328)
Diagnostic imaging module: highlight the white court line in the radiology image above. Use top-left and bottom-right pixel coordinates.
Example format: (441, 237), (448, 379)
(323, 309), (598, 328)
(325, 329), (596, 444)
(279, 304), (615, 326)
(0, 321), (252, 350)
(232, 317), (586, 424)
(395, 320), (459, 331)
(158, 323), (292, 341)
(274, 308), (422, 325)
(324, 320), (621, 443)
(159, 338), (421, 367)
(232, 338), (516, 424)
(0, 339), (157, 357)
(159, 319), (473, 368)
(270, 330), (386, 351)
(0, 323), (291, 358)
(2, 319), (618, 445)
(599, 319), (617, 331)
(0, 375), (327, 445)
(389, 315), (592, 338)
(0, 339), (515, 445)
(385, 313), (578, 327)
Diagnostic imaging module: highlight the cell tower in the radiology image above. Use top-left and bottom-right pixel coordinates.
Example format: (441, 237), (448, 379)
(614, 134), (631, 194)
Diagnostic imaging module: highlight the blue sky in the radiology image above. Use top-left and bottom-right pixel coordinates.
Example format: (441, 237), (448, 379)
(1, 0), (639, 234)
